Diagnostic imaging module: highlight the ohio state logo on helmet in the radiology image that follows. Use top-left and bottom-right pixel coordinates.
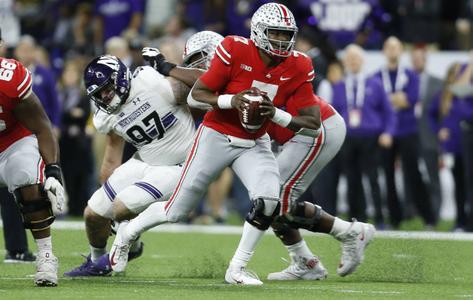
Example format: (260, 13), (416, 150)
(250, 3), (298, 58)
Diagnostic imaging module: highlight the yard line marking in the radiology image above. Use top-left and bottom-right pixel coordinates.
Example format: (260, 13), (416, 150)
(1, 220), (472, 241)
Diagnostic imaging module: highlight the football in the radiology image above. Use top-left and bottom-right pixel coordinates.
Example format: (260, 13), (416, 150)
(238, 89), (267, 133)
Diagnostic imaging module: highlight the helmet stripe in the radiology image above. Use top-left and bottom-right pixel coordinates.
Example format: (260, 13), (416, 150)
(278, 4), (291, 26)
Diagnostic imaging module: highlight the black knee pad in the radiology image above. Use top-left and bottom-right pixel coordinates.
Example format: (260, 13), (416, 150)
(14, 189), (55, 231)
(286, 201), (322, 231)
(271, 215), (294, 238)
(245, 198), (280, 231)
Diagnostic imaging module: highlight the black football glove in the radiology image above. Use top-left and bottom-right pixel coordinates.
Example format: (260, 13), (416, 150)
(142, 47), (176, 76)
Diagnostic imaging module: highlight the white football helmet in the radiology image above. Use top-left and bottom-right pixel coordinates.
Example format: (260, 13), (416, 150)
(182, 31), (224, 69)
(250, 3), (298, 57)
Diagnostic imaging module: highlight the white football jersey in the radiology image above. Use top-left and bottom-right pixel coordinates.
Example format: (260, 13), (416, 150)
(93, 66), (195, 166)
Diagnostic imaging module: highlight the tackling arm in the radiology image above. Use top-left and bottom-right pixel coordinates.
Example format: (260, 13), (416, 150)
(100, 132), (125, 184)
(13, 92), (59, 165)
(169, 67), (204, 87)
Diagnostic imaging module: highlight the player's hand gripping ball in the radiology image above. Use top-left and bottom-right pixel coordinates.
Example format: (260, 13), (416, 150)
(236, 87), (268, 133)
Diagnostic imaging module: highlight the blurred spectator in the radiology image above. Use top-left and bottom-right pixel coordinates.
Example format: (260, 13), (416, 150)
(332, 44), (394, 225)
(411, 46), (443, 220)
(374, 36), (436, 228)
(129, 36), (147, 71)
(72, 3), (96, 57)
(105, 36), (133, 68)
(57, 59), (94, 216)
(94, 0), (146, 54)
(397, 0), (441, 45)
(296, 0), (391, 49)
(453, 53), (473, 231)
(0, 0), (21, 53)
(295, 26), (337, 91)
(14, 35), (61, 131)
(429, 63), (466, 231)
(179, 0), (226, 33)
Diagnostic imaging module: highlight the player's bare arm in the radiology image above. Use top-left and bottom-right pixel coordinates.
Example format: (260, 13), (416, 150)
(13, 92), (59, 164)
(260, 96), (321, 132)
(100, 131), (125, 184)
(168, 77), (191, 105)
(169, 67), (204, 87)
(192, 79), (253, 111)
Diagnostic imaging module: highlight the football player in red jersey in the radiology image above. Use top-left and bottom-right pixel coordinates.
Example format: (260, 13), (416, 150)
(0, 31), (64, 286)
(267, 94), (375, 280)
(141, 7), (376, 280)
(166, 3), (322, 285)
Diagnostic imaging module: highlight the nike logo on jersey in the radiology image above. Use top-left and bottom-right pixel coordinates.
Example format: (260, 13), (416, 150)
(280, 76), (291, 81)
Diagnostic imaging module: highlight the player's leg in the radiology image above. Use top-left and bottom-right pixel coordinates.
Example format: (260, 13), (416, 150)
(164, 126), (233, 223)
(65, 159), (145, 276)
(225, 134), (280, 285)
(268, 125), (334, 281)
(2, 136), (58, 286)
(276, 115), (373, 277)
(108, 165), (183, 272)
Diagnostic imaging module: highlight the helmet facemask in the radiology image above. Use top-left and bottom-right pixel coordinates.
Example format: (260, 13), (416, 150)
(182, 51), (209, 69)
(253, 25), (297, 57)
(87, 73), (124, 114)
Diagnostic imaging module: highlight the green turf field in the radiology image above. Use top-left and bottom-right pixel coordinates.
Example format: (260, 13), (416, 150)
(1, 225), (473, 300)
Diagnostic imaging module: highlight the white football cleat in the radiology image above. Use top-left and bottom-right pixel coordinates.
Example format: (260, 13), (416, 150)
(34, 252), (58, 287)
(336, 220), (376, 276)
(267, 255), (328, 281)
(225, 265), (263, 285)
(109, 221), (133, 273)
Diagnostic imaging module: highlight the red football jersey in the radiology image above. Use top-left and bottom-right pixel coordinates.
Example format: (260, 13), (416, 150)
(200, 35), (315, 139)
(268, 94), (336, 145)
(0, 58), (33, 152)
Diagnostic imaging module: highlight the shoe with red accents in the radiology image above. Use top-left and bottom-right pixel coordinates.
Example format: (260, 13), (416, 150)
(109, 221), (133, 273)
(336, 220), (375, 277)
(267, 255), (328, 280)
(225, 265), (263, 285)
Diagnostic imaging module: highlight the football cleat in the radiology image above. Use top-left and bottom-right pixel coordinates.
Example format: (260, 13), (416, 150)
(4, 251), (36, 264)
(64, 254), (112, 277)
(267, 255), (328, 281)
(109, 221), (133, 273)
(128, 240), (144, 261)
(225, 265), (263, 285)
(34, 252), (58, 287)
(336, 220), (376, 277)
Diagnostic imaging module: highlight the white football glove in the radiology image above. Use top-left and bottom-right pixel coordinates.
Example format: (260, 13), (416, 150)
(44, 177), (65, 212)
(142, 47), (161, 59)
(142, 47), (176, 76)
(44, 164), (66, 212)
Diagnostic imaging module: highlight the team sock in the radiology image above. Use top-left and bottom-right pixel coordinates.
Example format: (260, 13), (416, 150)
(229, 221), (265, 268)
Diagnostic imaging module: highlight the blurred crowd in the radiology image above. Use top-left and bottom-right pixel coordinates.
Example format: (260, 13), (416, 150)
(1, 0), (473, 233)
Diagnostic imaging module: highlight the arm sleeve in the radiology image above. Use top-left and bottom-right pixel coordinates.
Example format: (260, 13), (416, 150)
(199, 37), (233, 92)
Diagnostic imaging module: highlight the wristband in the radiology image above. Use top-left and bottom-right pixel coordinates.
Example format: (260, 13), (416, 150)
(217, 94), (234, 109)
(44, 163), (63, 184)
(271, 108), (292, 128)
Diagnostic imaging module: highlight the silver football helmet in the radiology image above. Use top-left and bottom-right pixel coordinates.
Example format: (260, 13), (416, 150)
(250, 3), (298, 57)
(182, 31), (224, 69)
